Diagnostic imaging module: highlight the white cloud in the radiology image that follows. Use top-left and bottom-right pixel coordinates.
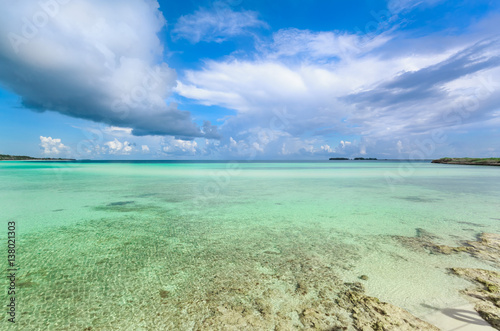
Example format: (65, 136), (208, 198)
(340, 141), (352, 149)
(105, 139), (123, 152)
(39, 136), (69, 155)
(320, 145), (334, 153)
(263, 28), (391, 61)
(104, 126), (133, 136)
(104, 138), (135, 155)
(176, 31), (454, 122)
(176, 20), (500, 159)
(161, 137), (198, 155)
(172, 5), (267, 43)
(388, 0), (445, 14)
(0, 0), (208, 138)
(6, 1), (497, 160)
(396, 140), (404, 154)
(229, 137), (238, 148)
(359, 145), (367, 155)
(141, 145), (150, 152)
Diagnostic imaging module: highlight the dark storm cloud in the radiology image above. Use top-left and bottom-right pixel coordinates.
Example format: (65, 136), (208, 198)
(0, 0), (218, 139)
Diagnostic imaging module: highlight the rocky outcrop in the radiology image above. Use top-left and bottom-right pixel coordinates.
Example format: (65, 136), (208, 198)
(450, 268), (500, 330)
(432, 157), (500, 166)
(198, 282), (439, 331)
(395, 229), (500, 330)
(395, 231), (500, 268)
(336, 283), (440, 331)
(429, 233), (500, 268)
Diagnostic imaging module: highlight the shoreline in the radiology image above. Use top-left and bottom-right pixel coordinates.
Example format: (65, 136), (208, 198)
(398, 231), (500, 330)
(432, 157), (500, 166)
(0, 153), (75, 161)
(0, 159), (76, 162)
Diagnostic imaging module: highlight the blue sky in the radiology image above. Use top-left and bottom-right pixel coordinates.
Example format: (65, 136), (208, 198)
(0, 0), (499, 159)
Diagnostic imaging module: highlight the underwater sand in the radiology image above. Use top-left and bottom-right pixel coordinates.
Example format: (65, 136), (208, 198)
(0, 161), (499, 330)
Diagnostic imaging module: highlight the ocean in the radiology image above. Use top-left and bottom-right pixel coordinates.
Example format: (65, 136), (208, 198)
(1, 161), (499, 329)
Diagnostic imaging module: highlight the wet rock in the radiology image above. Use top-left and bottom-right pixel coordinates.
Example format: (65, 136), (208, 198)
(344, 282), (365, 293)
(427, 244), (469, 255)
(295, 281), (309, 295)
(297, 305), (351, 331)
(395, 230), (500, 268)
(410, 231), (500, 330)
(450, 268), (500, 330)
(254, 298), (273, 316)
(299, 308), (331, 329)
(462, 233), (500, 267)
(336, 286), (439, 331)
(423, 233), (500, 268)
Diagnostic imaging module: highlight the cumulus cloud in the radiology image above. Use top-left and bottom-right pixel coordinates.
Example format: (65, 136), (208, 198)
(0, 0), (214, 138)
(175, 26), (453, 136)
(161, 137), (198, 155)
(39, 136), (69, 155)
(345, 37), (500, 138)
(320, 145), (334, 153)
(340, 141), (352, 149)
(103, 138), (135, 155)
(141, 145), (150, 153)
(172, 4), (267, 43)
(176, 15), (500, 158)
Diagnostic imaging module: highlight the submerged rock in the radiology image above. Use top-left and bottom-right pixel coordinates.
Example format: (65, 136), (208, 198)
(462, 233), (500, 267)
(199, 282), (439, 330)
(415, 228), (441, 240)
(107, 201), (135, 206)
(395, 230), (500, 268)
(427, 233), (500, 268)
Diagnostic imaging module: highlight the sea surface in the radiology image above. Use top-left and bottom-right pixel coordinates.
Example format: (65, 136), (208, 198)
(1, 161), (499, 329)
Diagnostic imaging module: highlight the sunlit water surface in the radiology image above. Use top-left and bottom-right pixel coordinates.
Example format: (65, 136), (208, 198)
(1, 161), (499, 329)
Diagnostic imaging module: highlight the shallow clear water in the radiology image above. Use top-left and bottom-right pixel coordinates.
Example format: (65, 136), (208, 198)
(1, 161), (499, 329)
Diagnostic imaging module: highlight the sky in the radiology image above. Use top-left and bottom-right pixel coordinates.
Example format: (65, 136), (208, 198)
(0, 0), (499, 160)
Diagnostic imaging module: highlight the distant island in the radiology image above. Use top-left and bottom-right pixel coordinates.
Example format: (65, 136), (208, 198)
(329, 157), (377, 160)
(0, 154), (75, 161)
(432, 157), (500, 166)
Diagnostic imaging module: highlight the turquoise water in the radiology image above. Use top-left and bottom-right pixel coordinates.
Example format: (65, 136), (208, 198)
(1, 161), (499, 329)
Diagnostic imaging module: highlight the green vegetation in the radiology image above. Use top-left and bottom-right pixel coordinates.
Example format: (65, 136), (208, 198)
(432, 157), (500, 166)
(0, 154), (75, 161)
(328, 157), (377, 160)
